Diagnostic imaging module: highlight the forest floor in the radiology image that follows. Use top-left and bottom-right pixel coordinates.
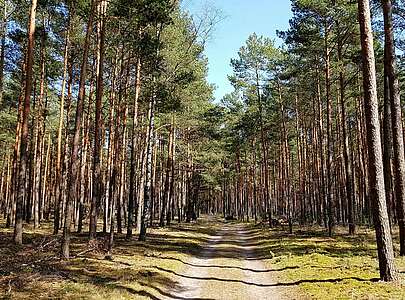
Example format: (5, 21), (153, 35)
(0, 217), (404, 299)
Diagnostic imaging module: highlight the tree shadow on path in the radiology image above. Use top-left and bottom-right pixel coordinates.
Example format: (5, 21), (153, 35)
(153, 265), (380, 288)
(152, 255), (299, 273)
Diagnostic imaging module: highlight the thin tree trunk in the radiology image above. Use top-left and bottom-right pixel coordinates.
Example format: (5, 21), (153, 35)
(54, 13), (70, 235)
(325, 22), (334, 237)
(62, 0), (95, 258)
(337, 42), (355, 235)
(90, 0), (107, 240)
(168, 121), (176, 225)
(383, 58), (394, 227)
(160, 120), (174, 227)
(139, 25), (162, 241)
(0, 0), (7, 106)
(382, 0), (405, 256)
(139, 81), (156, 241)
(255, 70), (271, 226)
(14, 0), (37, 245)
(127, 56), (142, 239)
(33, 19), (47, 229)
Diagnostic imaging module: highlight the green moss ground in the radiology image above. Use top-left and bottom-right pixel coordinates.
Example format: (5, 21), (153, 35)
(1, 219), (405, 299)
(258, 225), (405, 299)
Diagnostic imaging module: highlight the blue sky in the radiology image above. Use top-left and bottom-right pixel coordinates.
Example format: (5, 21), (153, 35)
(181, 0), (293, 102)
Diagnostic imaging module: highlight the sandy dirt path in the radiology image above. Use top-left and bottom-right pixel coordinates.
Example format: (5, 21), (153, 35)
(161, 223), (292, 300)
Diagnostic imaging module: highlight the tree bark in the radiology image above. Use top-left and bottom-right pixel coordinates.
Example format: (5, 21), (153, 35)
(383, 57), (394, 227)
(90, 0), (107, 240)
(139, 82), (156, 241)
(62, 0), (95, 258)
(54, 13), (70, 235)
(358, 0), (397, 281)
(127, 56), (142, 239)
(337, 42), (355, 235)
(14, 0), (37, 245)
(0, 0), (7, 106)
(160, 120), (174, 227)
(324, 22), (335, 237)
(382, 0), (405, 256)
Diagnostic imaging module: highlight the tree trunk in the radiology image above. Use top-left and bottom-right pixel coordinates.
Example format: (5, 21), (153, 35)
(62, 0), (95, 258)
(324, 23), (334, 237)
(14, 0), (37, 245)
(382, 0), (405, 256)
(358, 0), (397, 281)
(90, 0), (107, 240)
(139, 81), (156, 241)
(33, 19), (47, 229)
(160, 120), (174, 227)
(255, 70), (271, 226)
(337, 42), (355, 235)
(127, 56), (142, 239)
(383, 58), (394, 227)
(0, 0), (7, 106)
(54, 14), (70, 235)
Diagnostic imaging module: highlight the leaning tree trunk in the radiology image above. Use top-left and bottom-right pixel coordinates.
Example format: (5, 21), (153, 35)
(358, 0), (397, 282)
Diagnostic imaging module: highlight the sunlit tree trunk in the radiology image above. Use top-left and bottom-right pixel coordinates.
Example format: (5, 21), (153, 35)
(358, 0), (397, 281)
(139, 78), (157, 241)
(54, 12), (70, 234)
(14, 0), (37, 245)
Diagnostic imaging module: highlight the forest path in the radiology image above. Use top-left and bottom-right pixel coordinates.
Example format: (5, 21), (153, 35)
(161, 221), (292, 300)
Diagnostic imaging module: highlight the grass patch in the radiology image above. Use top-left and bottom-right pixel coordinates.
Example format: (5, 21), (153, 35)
(259, 225), (405, 299)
